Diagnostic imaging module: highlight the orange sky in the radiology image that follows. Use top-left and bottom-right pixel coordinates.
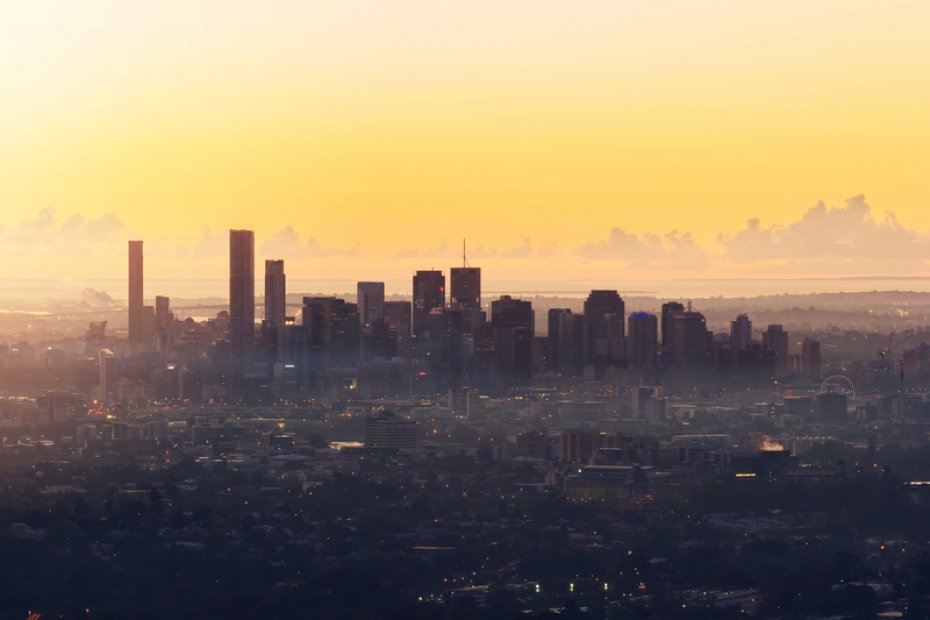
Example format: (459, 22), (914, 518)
(2, 1), (930, 282)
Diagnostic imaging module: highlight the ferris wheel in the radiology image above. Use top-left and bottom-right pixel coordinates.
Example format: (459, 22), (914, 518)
(820, 374), (856, 398)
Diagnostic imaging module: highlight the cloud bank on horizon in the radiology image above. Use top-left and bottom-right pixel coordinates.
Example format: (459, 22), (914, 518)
(2, 196), (928, 277)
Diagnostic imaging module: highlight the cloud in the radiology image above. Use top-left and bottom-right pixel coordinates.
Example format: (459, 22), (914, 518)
(0, 207), (127, 255)
(573, 195), (930, 275)
(394, 241), (452, 259)
(577, 228), (705, 263)
(467, 238), (560, 259)
(716, 195), (930, 269)
(260, 225), (361, 258)
(149, 225), (227, 260)
(80, 288), (117, 308)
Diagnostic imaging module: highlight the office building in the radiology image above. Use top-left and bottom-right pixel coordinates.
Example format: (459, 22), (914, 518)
(128, 240), (144, 344)
(632, 386), (665, 423)
(264, 260), (286, 328)
(627, 312), (658, 370)
(547, 309), (573, 372)
(491, 295), (534, 386)
(412, 270), (445, 337)
(802, 338), (822, 380)
(763, 324), (789, 377)
(661, 301), (685, 353)
(155, 296), (172, 351)
(730, 313), (752, 359)
(450, 267), (481, 308)
(229, 230), (255, 373)
(584, 290), (625, 368)
(302, 297), (360, 368)
(671, 307), (709, 367)
(364, 410), (418, 450)
(99, 349), (117, 406)
(357, 281), (385, 327)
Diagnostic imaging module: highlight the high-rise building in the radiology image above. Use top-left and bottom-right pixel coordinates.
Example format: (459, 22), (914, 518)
(128, 240), (144, 344)
(730, 313), (752, 361)
(412, 270), (445, 337)
(383, 301), (412, 338)
(302, 297), (360, 368)
(357, 281), (386, 327)
(450, 267), (481, 308)
(264, 260), (286, 327)
(99, 349), (117, 406)
(584, 290), (625, 369)
(801, 338), (822, 380)
(491, 295), (534, 385)
(491, 295), (534, 331)
(763, 324), (789, 377)
(671, 308), (709, 367)
(262, 260), (287, 364)
(660, 301), (685, 352)
(547, 309), (573, 372)
(631, 386), (666, 423)
(229, 230), (255, 373)
(155, 296), (172, 351)
(627, 312), (658, 370)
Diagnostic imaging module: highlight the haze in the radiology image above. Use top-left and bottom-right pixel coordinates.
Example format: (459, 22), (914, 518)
(2, 1), (930, 283)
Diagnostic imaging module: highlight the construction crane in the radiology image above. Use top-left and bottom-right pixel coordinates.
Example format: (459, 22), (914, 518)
(878, 331), (924, 370)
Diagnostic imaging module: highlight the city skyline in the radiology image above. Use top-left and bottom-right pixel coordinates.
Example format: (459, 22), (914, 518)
(5, 4), (930, 619)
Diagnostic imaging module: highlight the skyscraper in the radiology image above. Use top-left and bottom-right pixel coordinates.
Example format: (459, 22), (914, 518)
(99, 349), (117, 406)
(229, 230), (255, 374)
(450, 267), (481, 308)
(128, 240), (143, 344)
(660, 301), (685, 352)
(802, 337), (822, 380)
(383, 301), (412, 338)
(264, 259), (286, 328)
(547, 308), (574, 372)
(155, 295), (172, 351)
(671, 308), (709, 367)
(763, 324), (789, 377)
(627, 312), (658, 370)
(491, 295), (534, 386)
(491, 295), (534, 331)
(730, 313), (752, 361)
(302, 296), (360, 368)
(584, 290), (625, 369)
(357, 281), (386, 327)
(412, 270), (445, 337)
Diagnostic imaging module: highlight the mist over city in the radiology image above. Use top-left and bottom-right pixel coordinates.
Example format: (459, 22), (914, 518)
(5, 2), (930, 619)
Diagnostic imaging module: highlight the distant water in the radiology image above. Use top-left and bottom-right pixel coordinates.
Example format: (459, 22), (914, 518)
(3, 277), (930, 304)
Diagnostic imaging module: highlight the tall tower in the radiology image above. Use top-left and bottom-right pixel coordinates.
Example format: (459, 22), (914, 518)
(412, 270), (445, 337)
(451, 240), (481, 309)
(801, 338), (822, 380)
(128, 240), (143, 344)
(450, 268), (481, 308)
(660, 302), (685, 351)
(229, 230), (255, 374)
(264, 259), (286, 328)
(584, 290), (625, 368)
(357, 281), (386, 327)
(671, 308), (709, 367)
(627, 312), (658, 370)
(763, 324), (789, 377)
(730, 313), (752, 360)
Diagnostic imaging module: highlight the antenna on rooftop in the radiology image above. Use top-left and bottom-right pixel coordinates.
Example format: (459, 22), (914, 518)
(463, 238), (470, 268)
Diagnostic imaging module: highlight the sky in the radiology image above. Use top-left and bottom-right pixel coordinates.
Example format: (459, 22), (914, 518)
(2, 1), (930, 285)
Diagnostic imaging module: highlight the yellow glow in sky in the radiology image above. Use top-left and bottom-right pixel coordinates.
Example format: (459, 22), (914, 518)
(1, 1), (930, 281)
